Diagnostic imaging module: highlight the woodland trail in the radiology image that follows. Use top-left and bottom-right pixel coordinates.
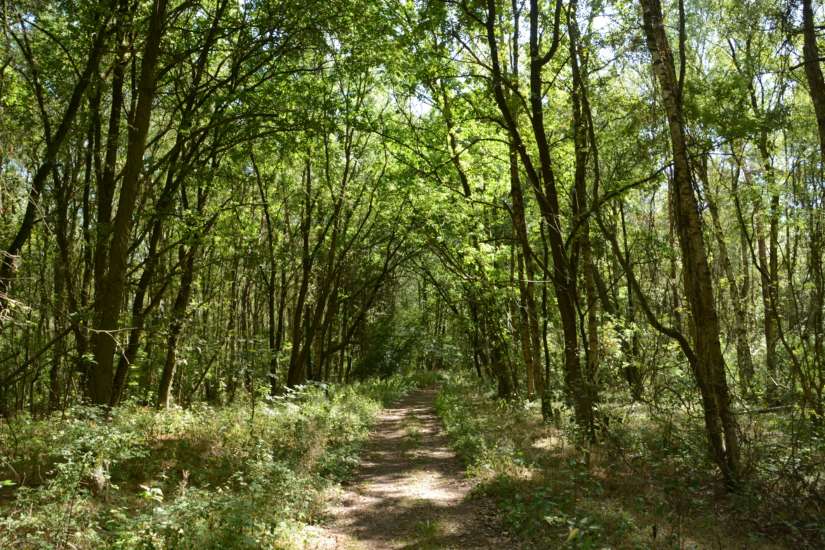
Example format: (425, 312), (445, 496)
(308, 388), (516, 549)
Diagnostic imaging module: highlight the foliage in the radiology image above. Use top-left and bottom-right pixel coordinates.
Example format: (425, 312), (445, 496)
(436, 373), (822, 549)
(1, 0), (825, 546)
(0, 376), (414, 549)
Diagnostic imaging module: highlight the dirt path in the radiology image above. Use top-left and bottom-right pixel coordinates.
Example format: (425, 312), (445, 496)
(308, 388), (515, 549)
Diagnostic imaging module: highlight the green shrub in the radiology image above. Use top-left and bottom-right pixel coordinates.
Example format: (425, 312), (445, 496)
(0, 375), (417, 549)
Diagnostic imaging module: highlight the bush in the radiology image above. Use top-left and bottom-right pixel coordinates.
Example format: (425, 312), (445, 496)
(434, 373), (801, 549)
(0, 375), (416, 549)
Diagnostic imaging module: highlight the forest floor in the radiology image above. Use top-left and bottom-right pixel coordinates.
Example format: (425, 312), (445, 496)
(306, 388), (515, 549)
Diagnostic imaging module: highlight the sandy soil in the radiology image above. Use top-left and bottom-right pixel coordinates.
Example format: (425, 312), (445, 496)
(306, 388), (516, 549)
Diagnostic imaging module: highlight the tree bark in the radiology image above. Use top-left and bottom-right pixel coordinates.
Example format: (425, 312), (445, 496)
(569, 0), (600, 412)
(801, 0), (825, 161)
(700, 158), (755, 395)
(88, 0), (167, 405)
(800, 0), (825, 415)
(640, 0), (741, 486)
(482, 0), (592, 431)
(287, 159), (313, 386)
(157, 245), (197, 408)
(503, 1), (545, 405)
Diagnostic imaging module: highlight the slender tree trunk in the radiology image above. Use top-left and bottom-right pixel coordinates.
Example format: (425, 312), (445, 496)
(640, 0), (740, 486)
(701, 159), (755, 395)
(756, 209), (780, 402)
(485, 311), (513, 399)
(756, 137), (782, 403)
(510, 142), (545, 404)
(667, 180), (684, 333)
(569, 2), (600, 414)
(483, 0), (592, 431)
(800, 0), (825, 415)
(112, 0), (224, 403)
(801, 0), (825, 160)
(89, 0), (167, 405)
(50, 248), (66, 413)
(51, 163), (76, 412)
(252, 153), (282, 394)
(0, 18), (111, 305)
(287, 159), (313, 387)
(110, 173), (178, 404)
(157, 246), (196, 408)
(619, 203), (643, 399)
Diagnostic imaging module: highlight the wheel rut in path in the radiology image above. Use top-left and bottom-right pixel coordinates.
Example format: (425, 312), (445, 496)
(309, 388), (515, 549)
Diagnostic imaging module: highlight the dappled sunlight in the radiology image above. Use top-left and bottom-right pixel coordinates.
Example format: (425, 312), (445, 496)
(437, 376), (799, 549)
(311, 389), (512, 549)
(530, 434), (563, 451)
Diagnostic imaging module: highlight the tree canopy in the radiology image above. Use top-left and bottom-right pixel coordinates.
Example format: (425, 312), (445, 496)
(2, 0), (825, 544)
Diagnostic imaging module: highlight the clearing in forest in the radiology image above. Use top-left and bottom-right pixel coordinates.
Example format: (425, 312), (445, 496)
(309, 389), (514, 549)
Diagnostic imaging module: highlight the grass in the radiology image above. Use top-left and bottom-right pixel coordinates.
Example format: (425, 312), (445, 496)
(409, 518), (445, 549)
(402, 416), (423, 456)
(0, 376), (416, 549)
(435, 373), (822, 549)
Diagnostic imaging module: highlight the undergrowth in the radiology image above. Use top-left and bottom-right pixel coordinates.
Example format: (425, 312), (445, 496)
(0, 376), (415, 549)
(436, 373), (822, 549)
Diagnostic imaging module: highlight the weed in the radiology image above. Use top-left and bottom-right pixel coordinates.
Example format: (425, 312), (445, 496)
(0, 375), (417, 548)
(435, 373), (798, 549)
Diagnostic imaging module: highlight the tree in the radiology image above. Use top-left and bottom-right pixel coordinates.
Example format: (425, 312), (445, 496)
(639, 0), (740, 485)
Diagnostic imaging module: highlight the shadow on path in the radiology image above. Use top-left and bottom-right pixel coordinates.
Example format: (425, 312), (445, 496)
(309, 389), (514, 549)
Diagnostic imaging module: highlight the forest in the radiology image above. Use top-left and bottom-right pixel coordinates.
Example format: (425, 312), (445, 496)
(1, 0), (824, 547)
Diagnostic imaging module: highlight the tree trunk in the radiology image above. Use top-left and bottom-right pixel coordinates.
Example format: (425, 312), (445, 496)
(88, 0), (167, 405)
(619, 203), (644, 399)
(287, 159), (313, 387)
(800, 0), (825, 416)
(0, 18), (111, 305)
(483, 0), (592, 432)
(640, 0), (740, 486)
(569, 2), (600, 418)
(801, 0), (825, 161)
(157, 246), (196, 408)
(510, 142), (545, 404)
(701, 158), (755, 395)
(252, 153), (283, 395)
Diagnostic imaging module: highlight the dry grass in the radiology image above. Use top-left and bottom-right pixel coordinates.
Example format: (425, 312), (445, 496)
(437, 376), (816, 549)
